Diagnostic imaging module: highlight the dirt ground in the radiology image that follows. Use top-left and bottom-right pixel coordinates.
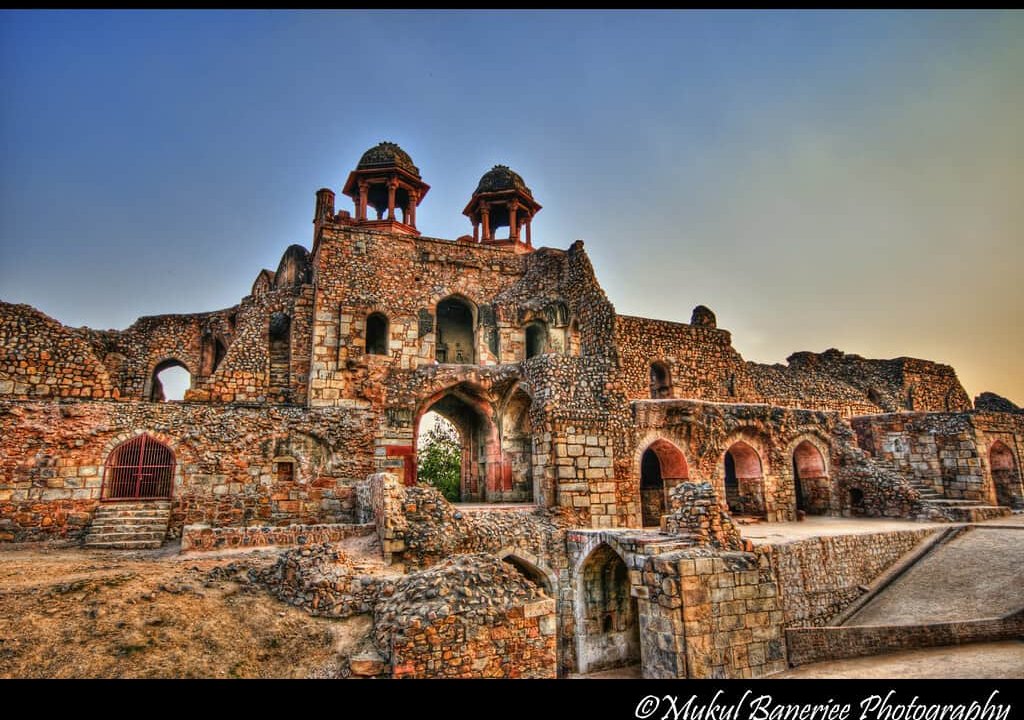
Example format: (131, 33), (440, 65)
(0, 540), (373, 679)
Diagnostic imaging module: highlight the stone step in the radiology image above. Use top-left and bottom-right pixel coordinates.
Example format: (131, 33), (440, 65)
(89, 523), (168, 534)
(83, 539), (164, 550)
(85, 501), (172, 550)
(91, 511), (170, 520)
(85, 530), (167, 542)
(921, 498), (985, 506)
(89, 518), (168, 527)
(89, 523), (168, 532)
(921, 503), (1011, 522)
(97, 501), (171, 508)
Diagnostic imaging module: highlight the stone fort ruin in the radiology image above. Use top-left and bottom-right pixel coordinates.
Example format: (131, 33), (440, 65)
(2, 142), (1022, 678)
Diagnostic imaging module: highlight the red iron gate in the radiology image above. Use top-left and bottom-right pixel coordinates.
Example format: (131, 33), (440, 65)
(102, 434), (174, 500)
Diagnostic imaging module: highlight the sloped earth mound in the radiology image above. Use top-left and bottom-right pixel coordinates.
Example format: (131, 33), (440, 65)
(0, 539), (372, 678)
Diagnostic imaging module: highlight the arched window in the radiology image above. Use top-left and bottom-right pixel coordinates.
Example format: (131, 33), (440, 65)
(102, 434), (174, 500)
(150, 359), (191, 402)
(366, 312), (389, 356)
(436, 296), (475, 364)
(525, 321), (549, 359)
(650, 362), (671, 399)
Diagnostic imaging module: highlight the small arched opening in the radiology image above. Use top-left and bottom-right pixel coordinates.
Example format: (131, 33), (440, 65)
(577, 543), (640, 674)
(792, 440), (830, 516)
(273, 455), (297, 483)
(525, 321), (549, 359)
(149, 359), (191, 402)
(436, 296), (476, 364)
(366, 312), (389, 356)
(502, 554), (553, 595)
(650, 362), (671, 399)
(639, 439), (689, 528)
(848, 487), (866, 516)
(102, 434), (174, 500)
(723, 441), (765, 518)
(990, 441), (1023, 508)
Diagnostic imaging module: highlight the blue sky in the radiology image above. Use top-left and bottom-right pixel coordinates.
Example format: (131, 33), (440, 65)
(2, 10), (1021, 402)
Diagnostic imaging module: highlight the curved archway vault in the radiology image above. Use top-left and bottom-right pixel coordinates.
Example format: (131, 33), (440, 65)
(792, 439), (830, 516)
(990, 441), (1023, 508)
(723, 441), (765, 518)
(414, 382), (535, 503)
(639, 439), (688, 528)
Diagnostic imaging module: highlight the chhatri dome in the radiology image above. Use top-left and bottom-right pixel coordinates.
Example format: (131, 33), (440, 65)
(463, 164), (542, 252)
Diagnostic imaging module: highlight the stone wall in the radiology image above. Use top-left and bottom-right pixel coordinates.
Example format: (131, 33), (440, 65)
(786, 608), (1024, 666)
(376, 554), (556, 678)
(852, 412), (1024, 505)
(663, 481), (748, 550)
(0, 399), (376, 541)
(358, 473), (575, 574)
(257, 543), (556, 678)
(631, 399), (922, 522)
(195, 282), (313, 405)
(615, 314), (750, 403)
(2, 266), (313, 408)
(747, 350), (971, 417)
(612, 319), (971, 420)
(770, 528), (937, 627)
(640, 547), (788, 679)
(180, 521), (375, 552)
(83, 310), (231, 401)
(0, 302), (116, 400)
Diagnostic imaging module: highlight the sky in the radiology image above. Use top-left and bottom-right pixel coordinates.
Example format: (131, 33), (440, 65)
(1, 10), (1021, 403)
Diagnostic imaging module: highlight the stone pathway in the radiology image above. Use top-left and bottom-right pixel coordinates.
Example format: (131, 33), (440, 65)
(845, 526), (1024, 625)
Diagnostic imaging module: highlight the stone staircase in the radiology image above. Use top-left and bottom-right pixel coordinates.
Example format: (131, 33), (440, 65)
(83, 501), (172, 549)
(874, 460), (1010, 522)
(908, 478), (1009, 522)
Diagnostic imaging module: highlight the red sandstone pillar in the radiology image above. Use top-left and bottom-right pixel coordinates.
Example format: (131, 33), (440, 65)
(508, 200), (519, 242)
(408, 190), (417, 228)
(526, 219), (532, 247)
(358, 181), (368, 221)
(473, 222), (479, 243)
(387, 178), (397, 221)
(480, 203), (491, 241)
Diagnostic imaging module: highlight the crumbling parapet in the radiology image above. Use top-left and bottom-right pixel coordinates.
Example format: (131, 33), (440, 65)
(256, 544), (556, 678)
(663, 481), (749, 551)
